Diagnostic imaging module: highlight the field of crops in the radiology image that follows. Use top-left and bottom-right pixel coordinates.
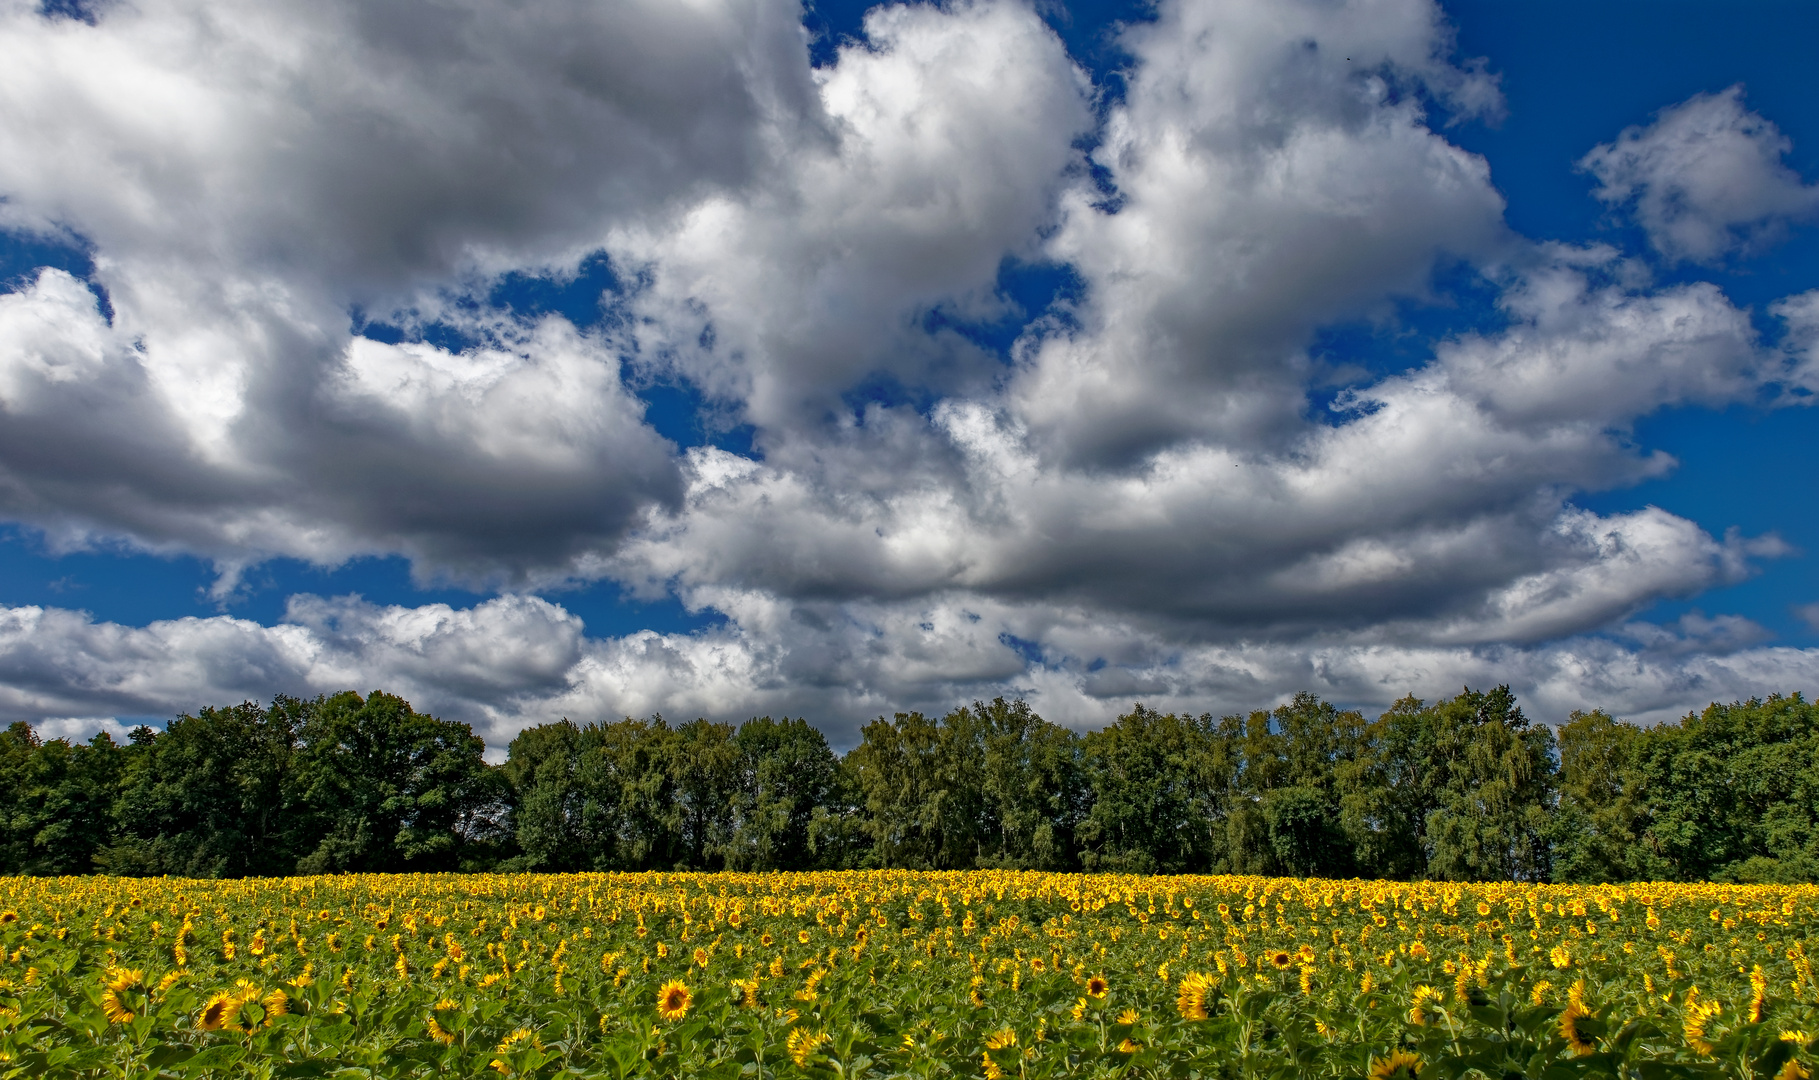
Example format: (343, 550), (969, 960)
(0, 872), (1814, 1079)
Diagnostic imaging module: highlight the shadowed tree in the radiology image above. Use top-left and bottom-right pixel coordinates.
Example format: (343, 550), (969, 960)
(104, 699), (305, 877)
(291, 691), (496, 874)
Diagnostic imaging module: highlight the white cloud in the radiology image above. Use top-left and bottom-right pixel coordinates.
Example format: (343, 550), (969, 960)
(7, 594), (1819, 752)
(613, 0), (1093, 431)
(0, 0), (820, 581)
(0, 0), (1813, 742)
(1580, 85), (1819, 264)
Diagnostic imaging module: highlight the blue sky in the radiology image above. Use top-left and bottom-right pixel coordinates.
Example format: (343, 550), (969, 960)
(1, 0), (1817, 743)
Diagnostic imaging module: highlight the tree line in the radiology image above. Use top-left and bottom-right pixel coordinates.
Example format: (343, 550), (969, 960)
(1, 686), (1815, 883)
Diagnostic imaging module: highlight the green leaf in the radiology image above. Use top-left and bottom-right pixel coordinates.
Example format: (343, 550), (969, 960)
(179, 1044), (246, 1072)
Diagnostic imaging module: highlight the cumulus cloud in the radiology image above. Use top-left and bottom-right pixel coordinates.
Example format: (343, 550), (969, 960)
(5, 595), (1818, 752)
(613, 0), (1094, 431)
(0, 0), (1815, 742)
(0, 0), (821, 582)
(1580, 85), (1819, 264)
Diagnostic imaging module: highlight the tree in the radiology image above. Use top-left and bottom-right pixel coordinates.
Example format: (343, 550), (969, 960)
(1548, 709), (1658, 883)
(502, 719), (618, 872)
(105, 699), (304, 877)
(845, 712), (951, 869)
(724, 716), (841, 871)
(291, 691), (496, 874)
(1629, 694), (1819, 882)
(1079, 705), (1219, 874)
(2, 727), (127, 875)
(966, 698), (1087, 870)
(1420, 687), (1558, 882)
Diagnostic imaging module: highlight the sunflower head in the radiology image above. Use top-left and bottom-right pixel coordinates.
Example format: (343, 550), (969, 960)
(656, 980), (693, 1021)
(99, 967), (147, 1024)
(198, 991), (246, 1032)
(1559, 1003), (1597, 1057)
(426, 998), (462, 1045)
(984, 1028), (1018, 1051)
(1116, 1009), (1141, 1026)
(786, 1027), (831, 1067)
(490, 1026), (542, 1071)
(760, 933), (775, 947)
(693, 947), (709, 968)
(1175, 971), (1213, 1021)
(494, 1028), (539, 1053)
(1369, 1050), (1423, 1080)
(1268, 951), (1292, 970)
(1408, 985), (1445, 1027)
(1086, 974), (1109, 998)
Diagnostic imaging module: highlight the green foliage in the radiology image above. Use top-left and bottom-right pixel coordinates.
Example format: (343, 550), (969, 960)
(5, 682), (1819, 883)
(289, 690), (500, 874)
(0, 871), (1814, 1080)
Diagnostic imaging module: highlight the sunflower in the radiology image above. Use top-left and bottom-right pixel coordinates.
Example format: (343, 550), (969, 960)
(1751, 965), (1770, 1024)
(1559, 1003), (1596, 1056)
(489, 1027), (541, 1073)
(198, 990), (244, 1032)
(1776, 1061), (1810, 1080)
(1369, 1050), (1423, 1079)
(495, 1028), (538, 1052)
(426, 999), (460, 1045)
(1086, 974), (1109, 998)
(798, 930), (811, 944)
(733, 977), (759, 1008)
(0, 911), (16, 924)
(1407, 985), (1445, 1027)
(1117, 1009), (1141, 1026)
(760, 933), (775, 947)
(984, 1028), (1017, 1050)
(99, 968), (146, 1024)
(1268, 950), (1292, 970)
(656, 979), (693, 1021)
(1175, 971), (1213, 1021)
(970, 987), (987, 1007)
(786, 1027), (831, 1066)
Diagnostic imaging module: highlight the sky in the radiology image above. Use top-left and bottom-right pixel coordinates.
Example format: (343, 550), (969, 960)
(2, 0), (1818, 751)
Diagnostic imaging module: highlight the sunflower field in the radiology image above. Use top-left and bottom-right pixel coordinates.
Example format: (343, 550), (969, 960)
(0, 871), (1814, 1080)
